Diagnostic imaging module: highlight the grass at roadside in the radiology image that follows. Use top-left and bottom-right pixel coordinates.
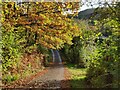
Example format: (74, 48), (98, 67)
(66, 64), (87, 88)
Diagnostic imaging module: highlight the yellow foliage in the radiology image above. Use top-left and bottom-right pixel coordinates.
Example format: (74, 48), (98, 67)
(2, 2), (80, 49)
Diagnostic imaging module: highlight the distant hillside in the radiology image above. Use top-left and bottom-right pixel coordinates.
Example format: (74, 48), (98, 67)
(77, 8), (95, 19)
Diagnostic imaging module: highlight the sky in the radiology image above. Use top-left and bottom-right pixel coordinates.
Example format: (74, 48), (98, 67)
(80, 0), (119, 11)
(14, 0), (119, 12)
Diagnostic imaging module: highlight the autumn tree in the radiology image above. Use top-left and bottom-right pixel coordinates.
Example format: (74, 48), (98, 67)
(1, 2), (81, 83)
(2, 2), (80, 49)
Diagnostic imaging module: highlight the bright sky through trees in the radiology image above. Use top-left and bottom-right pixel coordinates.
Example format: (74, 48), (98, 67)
(80, 0), (119, 11)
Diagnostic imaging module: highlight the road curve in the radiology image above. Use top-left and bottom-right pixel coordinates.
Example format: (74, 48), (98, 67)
(26, 50), (64, 89)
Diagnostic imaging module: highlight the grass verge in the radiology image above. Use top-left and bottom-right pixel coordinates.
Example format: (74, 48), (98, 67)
(66, 64), (87, 88)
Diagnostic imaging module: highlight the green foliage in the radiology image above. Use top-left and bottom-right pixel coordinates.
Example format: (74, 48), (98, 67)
(2, 27), (22, 73)
(61, 2), (119, 87)
(79, 17), (119, 88)
(83, 4), (119, 87)
(3, 74), (20, 83)
(66, 64), (87, 88)
(60, 20), (91, 67)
